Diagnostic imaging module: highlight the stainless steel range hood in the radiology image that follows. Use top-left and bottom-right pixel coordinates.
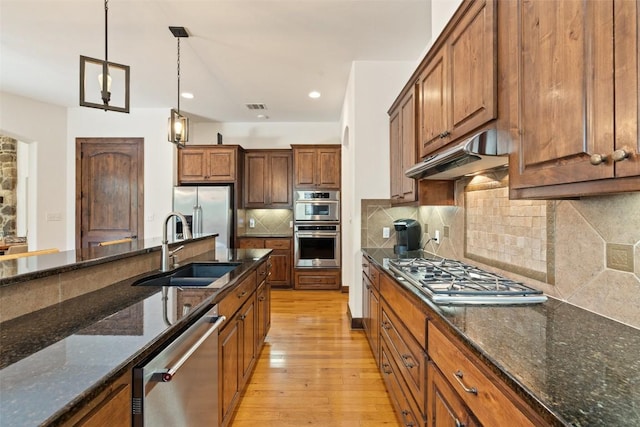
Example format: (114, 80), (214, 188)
(405, 130), (508, 180)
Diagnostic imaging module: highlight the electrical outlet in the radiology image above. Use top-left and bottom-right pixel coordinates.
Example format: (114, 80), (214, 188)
(249, 218), (256, 228)
(434, 230), (440, 244)
(46, 212), (62, 221)
(444, 226), (450, 238)
(289, 221), (293, 228)
(382, 227), (390, 238)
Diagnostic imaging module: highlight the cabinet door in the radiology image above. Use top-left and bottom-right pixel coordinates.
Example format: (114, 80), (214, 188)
(269, 151), (293, 206)
(389, 107), (403, 200)
(511, 0), (614, 189)
(256, 281), (271, 347)
(76, 383), (131, 427)
(268, 250), (290, 286)
(316, 147), (341, 189)
(206, 147), (237, 182)
(369, 285), (380, 366)
(420, 47), (450, 158)
(614, 0), (640, 179)
(239, 296), (257, 387)
(244, 152), (268, 206)
(178, 148), (209, 182)
(449, 0), (496, 139)
(400, 90), (417, 200)
(219, 320), (240, 425)
(428, 363), (479, 427)
(293, 148), (317, 187)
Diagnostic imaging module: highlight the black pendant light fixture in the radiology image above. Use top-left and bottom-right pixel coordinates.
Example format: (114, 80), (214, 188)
(168, 26), (189, 147)
(79, 0), (130, 113)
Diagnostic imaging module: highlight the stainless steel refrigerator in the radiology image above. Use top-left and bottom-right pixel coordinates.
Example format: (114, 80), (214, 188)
(172, 186), (232, 251)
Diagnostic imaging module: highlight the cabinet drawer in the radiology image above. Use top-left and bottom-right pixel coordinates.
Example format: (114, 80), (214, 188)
(428, 323), (537, 427)
(219, 272), (256, 319)
(380, 273), (427, 347)
(362, 255), (371, 278)
(265, 239), (291, 250)
(381, 303), (427, 414)
(369, 265), (380, 290)
(237, 239), (265, 249)
(256, 261), (268, 283)
(294, 269), (340, 290)
(380, 339), (425, 427)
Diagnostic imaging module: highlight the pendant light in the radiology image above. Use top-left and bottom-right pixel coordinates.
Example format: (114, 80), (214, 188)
(168, 26), (189, 147)
(79, 0), (130, 113)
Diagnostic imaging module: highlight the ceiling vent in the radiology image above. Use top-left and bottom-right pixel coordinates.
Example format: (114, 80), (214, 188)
(245, 103), (267, 110)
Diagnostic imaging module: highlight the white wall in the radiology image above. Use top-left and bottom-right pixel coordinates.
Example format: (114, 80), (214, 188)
(0, 92), (67, 250)
(340, 61), (416, 319)
(190, 121), (340, 148)
(67, 107), (175, 249)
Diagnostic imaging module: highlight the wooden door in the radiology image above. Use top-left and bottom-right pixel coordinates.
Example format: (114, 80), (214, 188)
(389, 106), (402, 200)
(219, 320), (240, 426)
(244, 152), (268, 206)
(449, 0), (496, 138)
(76, 138), (143, 249)
(511, 0), (614, 188)
(268, 151), (293, 206)
(293, 148), (317, 188)
(420, 47), (449, 157)
(428, 363), (479, 427)
(316, 147), (341, 188)
(400, 90), (417, 200)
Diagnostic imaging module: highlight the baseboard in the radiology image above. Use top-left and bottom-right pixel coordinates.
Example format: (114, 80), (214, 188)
(347, 304), (364, 329)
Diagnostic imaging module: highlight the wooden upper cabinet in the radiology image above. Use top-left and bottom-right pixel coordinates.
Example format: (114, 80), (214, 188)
(244, 150), (292, 208)
(292, 145), (341, 189)
(419, 0), (497, 158)
(508, 0), (640, 198)
(389, 88), (417, 204)
(177, 145), (240, 184)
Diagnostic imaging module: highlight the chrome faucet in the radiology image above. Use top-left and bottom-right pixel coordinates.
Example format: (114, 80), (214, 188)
(161, 212), (192, 272)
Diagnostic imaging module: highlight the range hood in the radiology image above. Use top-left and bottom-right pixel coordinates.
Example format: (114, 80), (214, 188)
(405, 130), (508, 180)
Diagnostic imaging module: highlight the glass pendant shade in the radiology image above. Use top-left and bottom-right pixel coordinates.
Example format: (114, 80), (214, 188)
(169, 109), (189, 147)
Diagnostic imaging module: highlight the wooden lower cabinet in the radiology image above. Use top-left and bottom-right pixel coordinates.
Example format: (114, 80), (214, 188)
(65, 373), (131, 426)
(218, 261), (270, 427)
(427, 362), (479, 427)
(294, 268), (341, 290)
(427, 322), (546, 427)
(238, 237), (292, 288)
(381, 339), (425, 427)
(362, 261), (380, 365)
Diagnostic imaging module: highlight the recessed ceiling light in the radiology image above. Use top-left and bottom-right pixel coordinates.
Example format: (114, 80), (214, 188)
(257, 114), (269, 119)
(308, 91), (321, 99)
(181, 92), (194, 99)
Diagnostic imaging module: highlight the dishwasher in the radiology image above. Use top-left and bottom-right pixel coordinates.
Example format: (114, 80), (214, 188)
(132, 305), (226, 427)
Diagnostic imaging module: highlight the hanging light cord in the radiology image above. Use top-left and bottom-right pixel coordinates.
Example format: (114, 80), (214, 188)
(104, 0), (109, 64)
(177, 37), (181, 114)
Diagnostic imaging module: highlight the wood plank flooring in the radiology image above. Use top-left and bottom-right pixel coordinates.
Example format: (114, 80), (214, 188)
(230, 289), (400, 427)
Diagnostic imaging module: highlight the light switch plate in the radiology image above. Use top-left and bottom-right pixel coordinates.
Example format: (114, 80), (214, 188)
(382, 227), (390, 238)
(249, 218), (256, 228)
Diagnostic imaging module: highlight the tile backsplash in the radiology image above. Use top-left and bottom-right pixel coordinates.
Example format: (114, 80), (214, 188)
(238, 209), (293, 236)
(361, 173), (640, 329)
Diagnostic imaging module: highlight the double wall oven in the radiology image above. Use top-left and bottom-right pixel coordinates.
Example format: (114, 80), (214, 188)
(294, 190), (340, 268)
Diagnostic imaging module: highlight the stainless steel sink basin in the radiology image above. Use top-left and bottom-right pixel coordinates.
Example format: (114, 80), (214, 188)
(132, 262), (241, 287)
(171, 263), (241, 278)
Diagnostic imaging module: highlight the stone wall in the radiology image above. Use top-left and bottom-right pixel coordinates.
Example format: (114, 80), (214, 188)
(0, 136), (18, 238)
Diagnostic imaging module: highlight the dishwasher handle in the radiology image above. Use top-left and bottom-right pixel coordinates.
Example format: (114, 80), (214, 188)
(160, 315), (226, 382)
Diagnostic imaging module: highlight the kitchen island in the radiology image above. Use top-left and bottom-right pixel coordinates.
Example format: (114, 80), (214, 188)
(0, 237), (271, 426)
(362, 248), (640, 427)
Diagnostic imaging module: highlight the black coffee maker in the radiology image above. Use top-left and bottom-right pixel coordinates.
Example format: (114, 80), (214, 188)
(393, 219), (421, 254)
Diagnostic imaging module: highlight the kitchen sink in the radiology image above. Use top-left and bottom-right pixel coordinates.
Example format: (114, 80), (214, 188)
(132, 262), (241, 287)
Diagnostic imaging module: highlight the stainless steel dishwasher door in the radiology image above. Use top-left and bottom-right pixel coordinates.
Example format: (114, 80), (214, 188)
(133, 306), (226, 427)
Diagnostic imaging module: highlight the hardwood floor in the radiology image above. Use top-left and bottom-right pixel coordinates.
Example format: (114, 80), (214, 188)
(230, 289), (400, 427)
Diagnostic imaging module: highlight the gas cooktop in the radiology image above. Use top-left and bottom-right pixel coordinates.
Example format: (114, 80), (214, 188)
(388, 257), (547, 305)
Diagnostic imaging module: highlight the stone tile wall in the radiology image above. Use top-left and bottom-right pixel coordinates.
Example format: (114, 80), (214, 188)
(361, 172), (640, 329)
(0, 136), (17, 238)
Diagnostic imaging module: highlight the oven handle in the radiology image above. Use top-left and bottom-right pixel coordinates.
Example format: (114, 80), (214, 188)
(159, 315), (226, 382)
(296, 232), (339, 238)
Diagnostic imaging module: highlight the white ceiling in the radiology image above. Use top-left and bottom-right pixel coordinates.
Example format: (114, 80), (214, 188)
(0, 0), (431, 123)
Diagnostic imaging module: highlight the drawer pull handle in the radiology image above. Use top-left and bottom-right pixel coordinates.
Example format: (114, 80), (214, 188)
(401, 354), (416, 368)
(453, 370), (478, 395)
(381, 321), (391, 330)
(401, 410), (415, 427)
(455, 419), (465, 427)
(237, 291), (248, 298)
(382, 363), (392, 375)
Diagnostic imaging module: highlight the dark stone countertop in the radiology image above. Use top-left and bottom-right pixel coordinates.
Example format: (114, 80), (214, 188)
(362, 248), (640, 427)
(0, 233), (219, 287)
(0, 248), (271, 427)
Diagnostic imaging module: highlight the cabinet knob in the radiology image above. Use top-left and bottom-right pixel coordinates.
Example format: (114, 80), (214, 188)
(611, 149), (630, 162)
(439, 130), (451, 139)
(590, 153), (607, 165)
